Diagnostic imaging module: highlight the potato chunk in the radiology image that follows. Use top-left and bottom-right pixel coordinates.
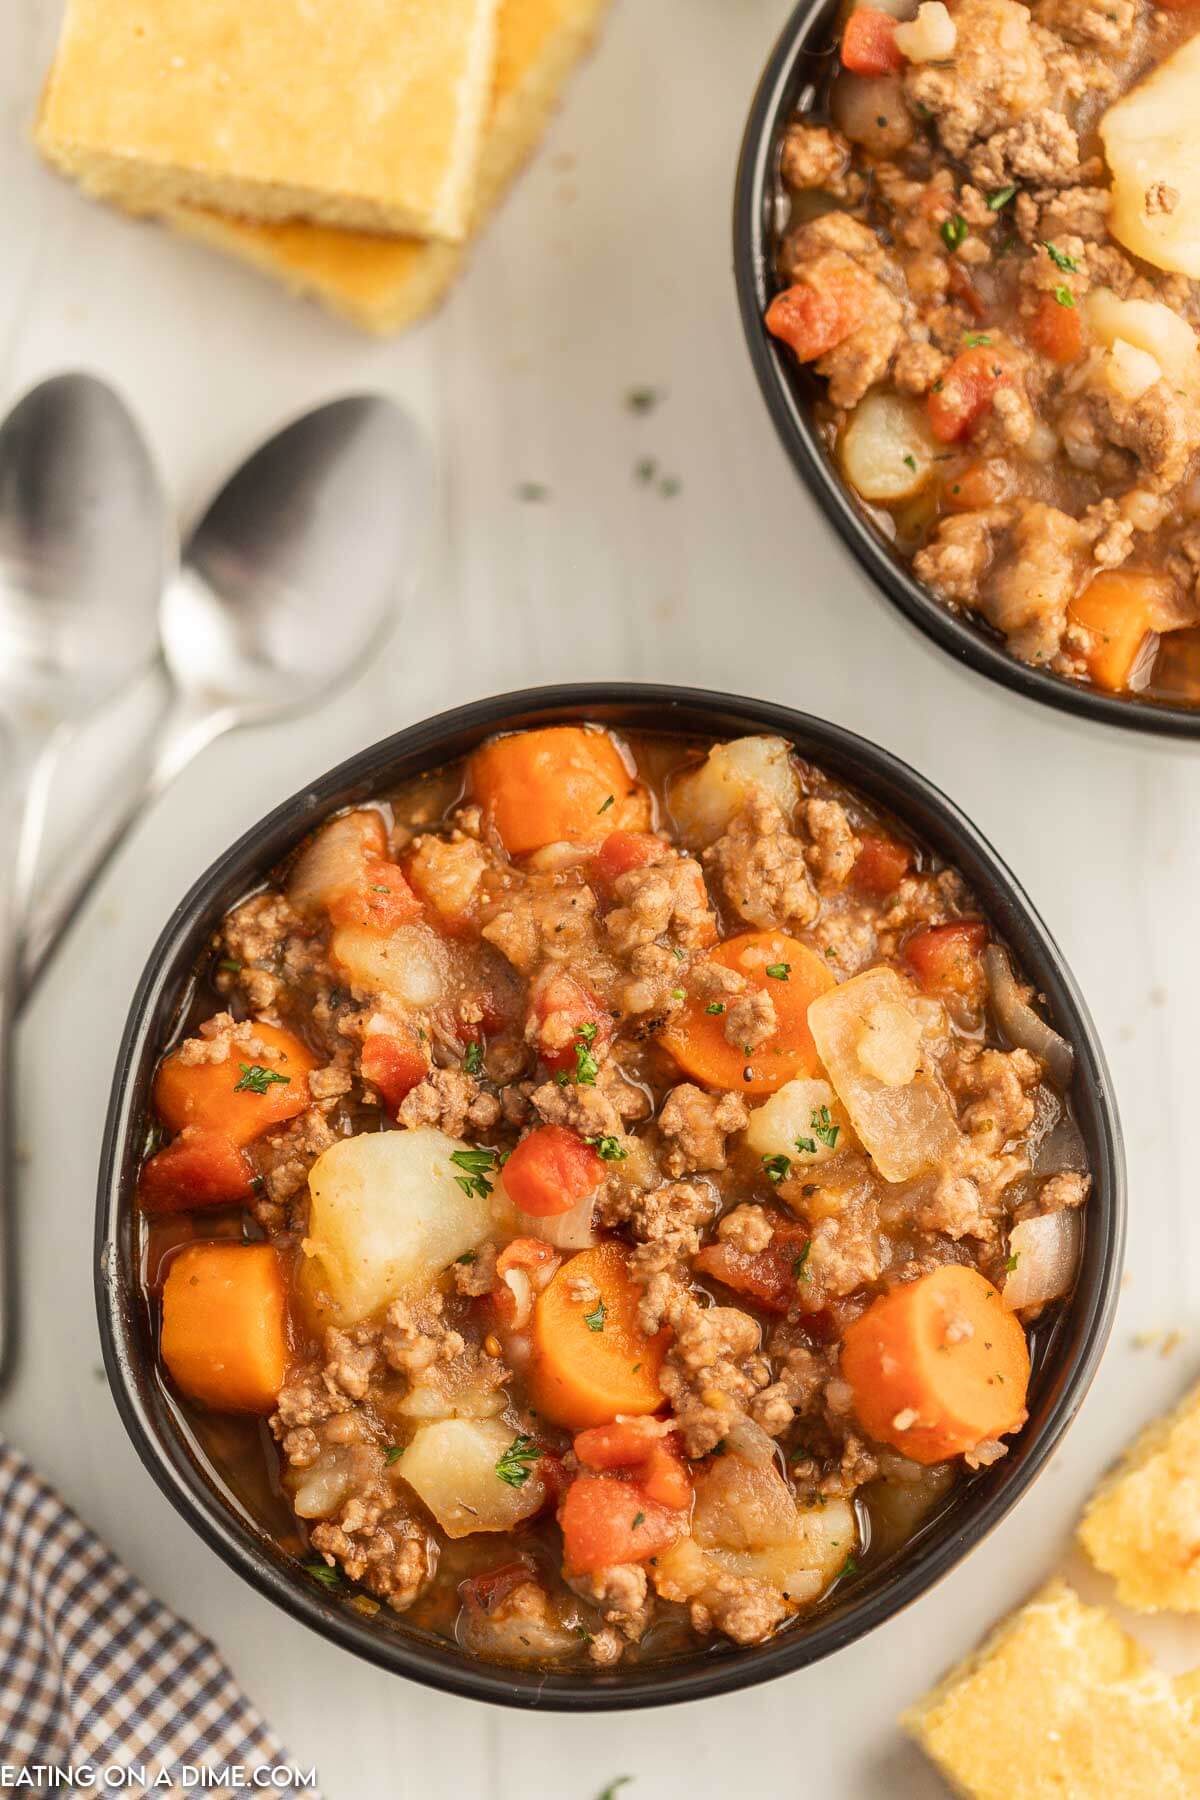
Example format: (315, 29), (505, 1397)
(1084, 288), (1200, 392)
(301, 1126), (494, 1325)
(330, 921), (448, 1008)
(670, 736), (800, 847)
(840, 391), (939, 503)
(1101, 35), (1200, 279)
(742, 1077), (846, 1169)
(400, 1419), (549, 1538)
(808, 967), (958, 1181)
(656, 1456), (855, 1612)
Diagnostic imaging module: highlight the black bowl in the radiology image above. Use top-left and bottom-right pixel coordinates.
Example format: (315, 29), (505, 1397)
(733, 0), (1200, 739)
(97, 684), (1125, 1709)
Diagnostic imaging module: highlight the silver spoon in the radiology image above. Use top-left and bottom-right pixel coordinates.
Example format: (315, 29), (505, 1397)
(21, 393), (430, 994)
(0, 372), (169, 1388)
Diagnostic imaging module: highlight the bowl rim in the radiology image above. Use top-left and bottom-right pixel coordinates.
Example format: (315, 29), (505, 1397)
(732, 0), (1200, 741)
(96, 682), (1126, 1710)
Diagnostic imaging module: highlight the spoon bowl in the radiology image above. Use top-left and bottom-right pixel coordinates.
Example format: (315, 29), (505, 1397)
(163, 394), (429, 715)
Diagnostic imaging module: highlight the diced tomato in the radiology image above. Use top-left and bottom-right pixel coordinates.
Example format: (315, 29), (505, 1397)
(559, 1474), (687, 1574)
(459, 1559), (536, 1618)
(905, 920), (990, 995)
(695, 1216), (814, 1315)
(138, 1128), (255, 1214)
(927, 348), (1010, 444)
(573, 1423), (692, 1510)
(360, 1026), (430, 1111)
(853, 832), (914, 897)
(327, 859), (422, 931)
(503, 1125), (605, 1219)
(765, 265), (876, 364)
(529, 972), (612, 1074)
(1026, 291), (1084, 365)
(840, 7), (904, 73)
(593, 830), (668, 894)
(493, 1237), (562, 1329)
(941, 458), (1013, 512)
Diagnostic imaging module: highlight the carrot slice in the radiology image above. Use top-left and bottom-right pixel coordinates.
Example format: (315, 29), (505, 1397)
(160, 1242), (289, 1413)
(528, 1243), (666, 1428)
(660, 932), (837, 1097)
(503, 1125), (604, 1218)
(469, 727), (649, 857)
(840, 1264), (1030, 1463)
(138, 1128), (255, 1214)
(154, 1022), (317, 1148)
(1069, 570), (1175, 694)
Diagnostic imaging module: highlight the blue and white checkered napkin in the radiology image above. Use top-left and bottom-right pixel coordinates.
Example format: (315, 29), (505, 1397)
(0, 1439), (319, 1795)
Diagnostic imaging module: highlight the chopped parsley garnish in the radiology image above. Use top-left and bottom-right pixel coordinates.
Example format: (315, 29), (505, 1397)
(810, 1105), (840, 1150)
(589, 1135), (628, 1162)
(902, 453), (918, 471)
(578, 1022), (598, 1043)
(941, 214), (968, 253)
(793, 1240), (813, 1282)
(1004, 1252), (1020, 1272)
(584, 1298), (607, 1333)
(217, 957), (242, 974)
(463, 1040), (484, 1075)
(384, 1445), (404, 1465)
(450, 1148), (499, 1200)
(233, 1063), (290, 1095)
(1041, 239), (1079, 272)
(632, 1511), (646, 1531)
(987, 184), (1016, 210)
(670, 987), (686, 1001)
(495, 1434), (542, 1489)
(574, 1036), (600, 1086)
(1053, 284), (1075, 308)
(963, 332), (992, 348)
(456, 1250), (478, 1267)
(370, 884), (391, 894)
(709, 1438), (728, 1457)
(598, 794), (615, 815)
(302, 1559), (342, 1591)
(706, 1001), (725, 1015)
(672, 946), (686, 962)
(794, 1135), (817, 1156)
(837, 1553), (861, 1580)
(765, 962), (791, 981)
(763, 1153), (791, 1185)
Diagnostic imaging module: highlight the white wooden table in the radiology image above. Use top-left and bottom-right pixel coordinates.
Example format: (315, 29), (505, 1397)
(3, 1), (1199, 1793)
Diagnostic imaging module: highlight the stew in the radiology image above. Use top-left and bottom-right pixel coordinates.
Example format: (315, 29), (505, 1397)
(138, 726), (1090, 1668)
(766, 0), (1200, 705)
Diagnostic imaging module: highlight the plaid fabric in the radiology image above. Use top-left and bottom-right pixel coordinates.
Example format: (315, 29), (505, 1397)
(0, 1439), (319, 1796)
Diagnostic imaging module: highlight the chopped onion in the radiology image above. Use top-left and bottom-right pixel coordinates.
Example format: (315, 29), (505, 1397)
(984, 947), (1074, 1089)
(1003, 1210), (1082, 1312)
(530, 1191), (597, 1252)
(724, 1415), (778, 1468)
(501, 1267), (533, 1330)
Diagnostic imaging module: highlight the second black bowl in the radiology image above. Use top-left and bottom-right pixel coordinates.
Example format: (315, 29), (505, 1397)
(97, 683), (1125, 1709)
(733, 0), (1200, 739)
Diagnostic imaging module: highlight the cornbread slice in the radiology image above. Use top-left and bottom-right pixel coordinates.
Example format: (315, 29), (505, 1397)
(1079, 1378), (1200, 1611)
(152, 0), (612, 334)
(903, 1578), (1200, 1799)
(36, 0), (501, 243)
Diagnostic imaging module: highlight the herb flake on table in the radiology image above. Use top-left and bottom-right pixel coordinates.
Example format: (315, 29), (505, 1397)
(516, 480), (549, 502)
(596, 1780), (633, 1800)
(233, 1063), (290, 1095)
(626, 387), (661, 414)
(495, 1434), (542, 1488)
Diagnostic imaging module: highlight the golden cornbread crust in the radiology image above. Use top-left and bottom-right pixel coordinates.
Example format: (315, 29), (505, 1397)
(903, 1578), (1200, 1799)
(1078, 1377), (1200, 1611)
(36, 0), (501, 242)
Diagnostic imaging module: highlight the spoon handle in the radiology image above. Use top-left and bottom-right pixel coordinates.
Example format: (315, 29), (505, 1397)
(18, 686), (231, 1002)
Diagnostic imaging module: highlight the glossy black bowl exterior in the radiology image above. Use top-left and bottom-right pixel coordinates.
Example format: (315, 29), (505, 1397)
(733, 0), (1200, 739)
(97, 684), (1125, 1709)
